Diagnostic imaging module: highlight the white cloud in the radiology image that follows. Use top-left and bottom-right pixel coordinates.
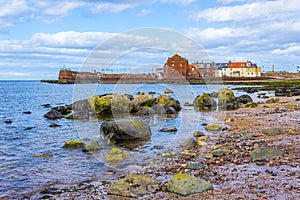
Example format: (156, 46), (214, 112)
(216, 0), (247, 4)
(272, 44), (300, 56)
(137, 9), (152, 16)
(42, 1), (84, 16)
(160, 0), (197, 5)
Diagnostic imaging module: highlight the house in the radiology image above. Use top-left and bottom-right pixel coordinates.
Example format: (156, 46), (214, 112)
(223, 61), (261, 78)
(163, 54), (189, 79)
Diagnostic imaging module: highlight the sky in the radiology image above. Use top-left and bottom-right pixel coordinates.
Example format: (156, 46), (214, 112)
(0, 0), (299, 80)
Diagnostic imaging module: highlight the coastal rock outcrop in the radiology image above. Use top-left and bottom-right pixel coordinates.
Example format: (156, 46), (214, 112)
(193, 93), (217, 111)
(218, 88), (239, 110)
(167, 173), (213, 196)
(107, 174), (160, 198)
(100, 119), (151, 143)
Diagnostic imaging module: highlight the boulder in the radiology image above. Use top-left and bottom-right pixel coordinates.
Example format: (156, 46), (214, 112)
(155, 94), (181, 112)
(193, 131), (205, 137)
(218, 88), (238, 110)
(107, 174), (160, 198)
(180, 138), (197, 148)
(209, 92), (218, 98)
(83, 140), (102, 152)
(52, 105), (72, 115)
(263, 128), (282, 136)
(106, 147), (130, 162)
(167, 173), (213, 196)
(4, 119), (12, 124)
(131, 94), (155, 111)
(275, 88), (287, 97)
(88, 94), (133, 114)
(250, 147), (284, 161)
(72, 99), (91, 112)
(211, 149), (231, 157)
(49, 123), (60, 128)
(193, 93), (217, 111)
(136, 91), (145, 95)
(237, 95), (253, 104)
(63, 140), (85, 148)
(135, 106), (156, 116)
(160, 127), (177, 132)
(205, 123), (222, 131)
(100, 119), (151, 143)
(44, 109), (64, 119)
(152, 104), (176, 115)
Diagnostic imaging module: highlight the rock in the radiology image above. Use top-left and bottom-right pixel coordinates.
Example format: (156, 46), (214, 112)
(167, 173), (213, 196)
(44, 109), (64, 119)
(88, 94), (133, 114)
(197, 140), (208, 147)
(250, 147), (284, 161)
(152, 104), (176, 115)
(63, 140), (85, 148)
(184, 102), (194, 106)
(211, 149), (231, 157)
(24, 127), (34, 130)
(23, 111), (32, 114)
(41, 104), (51, 108)
(275, 88), (287, 97)
(65, 112), (89, 120)
(148, 91), (156, 95)
(83, 140), (102, 152)
(180, 138), (197, 148)
(52, 105), (72, 115)
(210, 92), (218, 98)
(193, 131), (205, 137)
(4, 119), (12, 124)
(49, 123), (60, 128)
(160, 127), (177, 132)
(225, 118), (234, 123)
(164, 89), (174, 94)
(136, 91), (145, 95)
(32, 153), (53, 158)
(263, 128), (282, 136)
(100, 119), (151, 143)
(132, 94), (155, 111)
(237, 95), (253, 104)
(218, 88), (238, 110)
(290, 89), (300, 96)
(296, 98), (300, 101)
(72, 99), (91, 112)
(245, 87), (258, 93)
(193, 93), (217, 111)
(106, 147), (130, 162)
(205, 123), (222, 131)
(107, 174), (160, 198)
(266, 98), (279, 103)
(155, 94), (181, 112)
(135, 106), (156, 116)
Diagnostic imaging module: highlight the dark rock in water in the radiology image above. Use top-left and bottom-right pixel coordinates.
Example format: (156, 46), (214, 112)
(155, 94), (181, 112)
(44, 109), (63, 119)
(193, 93), (217, 111)
(41, 104), (51, 108)
(52, 105), (72, 115)
(132, 94), (155, 111)
(245, 87), (258, 93)
(152, 104), (176, 115)
(62, 140), (85, 148)
(135, 106), (155, 116)
(164, 89), (174, 94)
(193, 131), (205, 137)
(290, 89), (300, 96)
(237, 95), (253, 104)
(23, 111), (32, 114)
(180, 138), (197, 148)
(24, 127), (34, 130)
(148, 91), (156, 95)
(160, 127), (177, 132)
(49, 123), (60, 128)
(275, 88), (287, 97)
(72, 99), (90, 112)
(107, 174), (160, 198)
(136, 91), (145, 95)
(100, 119), (151, 143)
(250, 147), (284, 161)
(167, 173), (213, 196)
(4, 119), (12, 124)
(263, 128), (281, 136)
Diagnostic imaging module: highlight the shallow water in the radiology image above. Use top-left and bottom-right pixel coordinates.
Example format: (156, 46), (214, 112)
(0, 81), (256, 197)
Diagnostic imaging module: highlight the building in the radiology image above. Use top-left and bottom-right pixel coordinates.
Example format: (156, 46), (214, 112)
(163, 54), (189, 79)
(222, 61), (261, 78)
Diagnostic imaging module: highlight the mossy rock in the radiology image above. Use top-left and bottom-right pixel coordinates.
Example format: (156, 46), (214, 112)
(164, 89), (174, 94)
(218, 88), (236, 107)
(266, 98), (279, 104)
(263, 128), (281, 136)
(211, 149), (231, 157)
(88, 94), (133, 114)
(205, 123), (222, 131)
(106, 147), (130, 163)
(156, 94), (181, 111)
(83, 140), (102, 152)
(193, 93), (217, 111)
(250, 147), (284, 161)
(132, 94), (155, 110)
(167, 173), (213, 196)
(107, 174), (160, 198)
(63, 140), (85, 148)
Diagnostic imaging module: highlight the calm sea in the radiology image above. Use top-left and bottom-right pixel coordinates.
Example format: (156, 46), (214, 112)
(0, 81), (254, 197)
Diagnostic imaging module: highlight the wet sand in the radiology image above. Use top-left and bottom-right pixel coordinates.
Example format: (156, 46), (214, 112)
(26, 96), (300, 199)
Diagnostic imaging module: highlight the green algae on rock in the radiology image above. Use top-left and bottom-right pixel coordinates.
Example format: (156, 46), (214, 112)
(193, 93), (217, 111)
(263, 128), (282, 136)
(107, 174), (160, 198)
(83, 140), (102, 153)
(62, 140), (85, 148)
(167, 173), (213, 196)
(106, 147), (130, 163)
(250, 147), (284, 161)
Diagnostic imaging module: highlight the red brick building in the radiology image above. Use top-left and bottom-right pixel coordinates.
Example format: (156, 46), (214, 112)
(164, 54), (188, 79)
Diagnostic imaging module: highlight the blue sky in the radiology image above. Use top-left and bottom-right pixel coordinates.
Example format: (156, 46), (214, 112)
(0, 0), (299, 80)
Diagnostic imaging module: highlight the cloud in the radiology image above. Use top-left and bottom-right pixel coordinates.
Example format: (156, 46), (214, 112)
(192, 0), (300, 23)
(160, 0), (198, 5)
(137, 9), (152, 16)
(272, 44), (300, 56)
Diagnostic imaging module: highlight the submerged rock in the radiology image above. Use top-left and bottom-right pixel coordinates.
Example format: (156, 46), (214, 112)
(49, 123), (60, 128)
(250, 147), (284, 161)
(263, 128), (282, 136)
(83, 140), (102, 152)
(107, 174), (160, 198)
(43, 109), (63, 119)
(193, 131), (205, 137)
(205, 123), (222, 131)
(100, 119), (151, 143)
(106, 147), (130, 163)
(4, 119), (12, 124)
(23, 111), (32, 114)
(167, 173), (213, 196)
(193, 93), (217, 111)
(62, 140), (85, 148)
(160, 127), (177, 132)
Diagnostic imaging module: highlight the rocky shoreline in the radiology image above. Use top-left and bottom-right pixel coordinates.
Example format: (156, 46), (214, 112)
(19, 93), (299, 200)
